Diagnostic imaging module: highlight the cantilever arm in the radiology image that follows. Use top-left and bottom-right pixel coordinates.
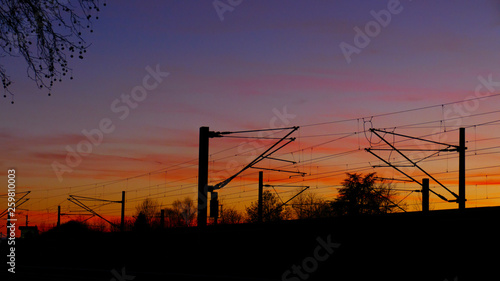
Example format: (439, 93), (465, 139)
(212, 127), (299, 191)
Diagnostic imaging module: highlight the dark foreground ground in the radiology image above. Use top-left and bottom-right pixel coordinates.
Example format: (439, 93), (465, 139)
(2, 207), (500, 281)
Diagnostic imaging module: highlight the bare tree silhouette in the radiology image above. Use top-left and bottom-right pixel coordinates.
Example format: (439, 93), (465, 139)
(219, 206), (244, 224)
(173, 197), (196, 226)
(135, 198), (160, 226)
(246, 190), (291, 223)
(290, 190), (330, 219)
(162, 197), (197, 227)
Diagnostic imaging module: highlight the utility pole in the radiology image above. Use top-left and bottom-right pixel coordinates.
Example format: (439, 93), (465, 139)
(366, 128), (466, 208)
(422, 178), (429, 213)
(121, 191), (125, 231)
(197, 126), (298, 226)
(198, 126), (210, 227)
(258, 171), (263, 223)
(160, 209), (165, 228)
(57, 205), (61, 227)
(458, 127), (466, 210)
(210, 191), (219, 225)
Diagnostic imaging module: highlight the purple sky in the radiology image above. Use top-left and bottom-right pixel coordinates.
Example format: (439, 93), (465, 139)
(2, 0), (500, 223)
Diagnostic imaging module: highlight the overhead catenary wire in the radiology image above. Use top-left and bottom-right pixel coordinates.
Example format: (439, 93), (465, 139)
(8, 94), (500, 226)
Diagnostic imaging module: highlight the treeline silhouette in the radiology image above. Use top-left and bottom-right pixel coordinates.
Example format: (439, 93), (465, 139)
(7, 172), (500, 280)
(50, 172), (402, 233)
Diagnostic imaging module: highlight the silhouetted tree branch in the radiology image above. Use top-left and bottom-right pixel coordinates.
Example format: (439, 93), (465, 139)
(0, 0), (106, 102)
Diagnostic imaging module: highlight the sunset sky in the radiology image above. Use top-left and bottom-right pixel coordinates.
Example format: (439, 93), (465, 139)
(2, 0), (500, 230)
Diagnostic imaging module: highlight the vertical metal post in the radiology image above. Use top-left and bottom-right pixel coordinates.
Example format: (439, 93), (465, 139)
(459, 127), (466, 210)
(160, 209), (165, 228)
(258, 171), (263, 223)
(198, 126), (210, 227)
(57, 205), (61, 227)
(210, 192), (219, 225)
(121, 191), (125, 231)
(422, 178), (429, 213)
